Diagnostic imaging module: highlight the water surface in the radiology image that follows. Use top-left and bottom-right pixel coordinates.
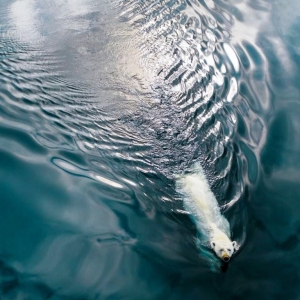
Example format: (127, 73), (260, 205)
(0, 0), (300, 299)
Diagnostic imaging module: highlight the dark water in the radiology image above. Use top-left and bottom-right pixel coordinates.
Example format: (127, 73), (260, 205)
(0, 0), (300, 299)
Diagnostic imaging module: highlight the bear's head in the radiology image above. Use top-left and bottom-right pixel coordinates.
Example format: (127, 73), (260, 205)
(210, 240), (237, 262)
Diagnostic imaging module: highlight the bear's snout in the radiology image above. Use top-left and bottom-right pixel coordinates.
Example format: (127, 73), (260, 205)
(222, 255), (230, 262)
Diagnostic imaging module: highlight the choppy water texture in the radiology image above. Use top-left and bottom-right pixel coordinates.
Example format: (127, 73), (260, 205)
(0, 0), (300, 299)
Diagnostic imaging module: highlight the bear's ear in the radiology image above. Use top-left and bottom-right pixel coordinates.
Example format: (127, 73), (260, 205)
(232, 241), (237, 251)
(210, 241), (216, 249)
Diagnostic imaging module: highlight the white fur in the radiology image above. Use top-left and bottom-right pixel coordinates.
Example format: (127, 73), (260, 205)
(177, 164), (237, 261)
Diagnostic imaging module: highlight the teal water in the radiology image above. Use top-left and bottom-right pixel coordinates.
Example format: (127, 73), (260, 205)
(0, 0), (300, 299)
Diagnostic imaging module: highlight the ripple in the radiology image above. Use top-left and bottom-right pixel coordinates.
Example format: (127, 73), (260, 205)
(115, 0), (280, 274)
(117, 0), (247, 193)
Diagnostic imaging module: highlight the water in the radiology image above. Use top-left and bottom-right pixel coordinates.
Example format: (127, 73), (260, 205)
(0, 0), (300, 299)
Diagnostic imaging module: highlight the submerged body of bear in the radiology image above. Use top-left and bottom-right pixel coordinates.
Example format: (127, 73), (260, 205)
(177, 164), (237, 262)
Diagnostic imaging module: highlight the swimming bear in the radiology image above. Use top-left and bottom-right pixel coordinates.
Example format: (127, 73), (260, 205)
(177, 164), (237, 262)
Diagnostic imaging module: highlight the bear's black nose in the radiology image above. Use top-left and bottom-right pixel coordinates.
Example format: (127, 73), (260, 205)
(223, 257), (230, 262)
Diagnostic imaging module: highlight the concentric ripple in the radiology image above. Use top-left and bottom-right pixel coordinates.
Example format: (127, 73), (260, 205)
(117, 0), (259, 233)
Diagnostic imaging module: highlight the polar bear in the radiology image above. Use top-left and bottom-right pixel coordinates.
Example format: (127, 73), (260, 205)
(177, 164), (237, 262)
